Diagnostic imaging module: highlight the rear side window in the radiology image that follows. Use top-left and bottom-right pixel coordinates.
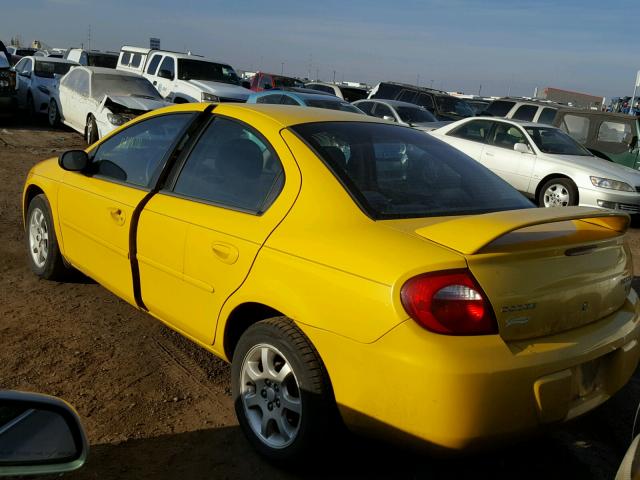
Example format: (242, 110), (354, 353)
(560, 115), (590, 143)
(75, 70), (90, 97)
(292, 122), (531, 219)
(130, 53), (142, 68)
(340, 87), (367, 102)
(281, 95), (299, 106)
(484, 100), (515, 117)
(372, 103), (394, 119)
(120, 52), (131, 65)
(173, 118), (285, 213)
(511, 105), (537, 121)
(597, 121), (632, 143)
(89, 113), (194, 187)
(260, 74), (273, 89)
(537, 108), (557, 125)
(448, 120), (493, 143)
(416, 93), (434, 109)
(146, 55), (162, 75)
(397, 90), (417, 103)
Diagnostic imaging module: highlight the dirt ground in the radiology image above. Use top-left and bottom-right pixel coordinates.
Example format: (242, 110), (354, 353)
(1, 118), (640, 480)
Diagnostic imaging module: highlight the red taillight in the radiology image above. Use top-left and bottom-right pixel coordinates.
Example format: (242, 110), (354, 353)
(400, 269), (497, 335)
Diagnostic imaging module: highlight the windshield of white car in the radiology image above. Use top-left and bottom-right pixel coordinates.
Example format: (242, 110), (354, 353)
(177, 59), (240, 85)
(87, 54), (118, 69)
(34, 61), (75, 78)
(396, 106), (437, 124)
(305, 99), (363, 113)
(435, 96), (475, 117)
(91, 74), (161, 101)
(525, 127), (592, 156)
(292, 122), (532, 219)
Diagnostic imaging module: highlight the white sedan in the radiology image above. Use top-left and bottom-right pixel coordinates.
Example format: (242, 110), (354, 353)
(50, 66), (170, 143)
(430, 117), (640, 213)
(13, 56), (78, 118)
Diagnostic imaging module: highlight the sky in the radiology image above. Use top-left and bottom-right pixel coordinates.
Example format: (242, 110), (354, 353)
(2, 0), (637, 100)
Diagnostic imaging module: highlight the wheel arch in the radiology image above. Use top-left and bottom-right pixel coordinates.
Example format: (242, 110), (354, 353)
(222, 302), (285, 361)
(23, 184), (45, 224)
(534, 173), (579, 205)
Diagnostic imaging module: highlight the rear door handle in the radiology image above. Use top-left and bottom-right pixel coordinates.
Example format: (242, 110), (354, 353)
(108, 207), (126, 226)
(211, 242), (239, 265)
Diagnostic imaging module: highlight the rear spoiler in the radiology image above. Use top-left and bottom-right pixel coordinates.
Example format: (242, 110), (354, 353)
(414, 207), (629, 255)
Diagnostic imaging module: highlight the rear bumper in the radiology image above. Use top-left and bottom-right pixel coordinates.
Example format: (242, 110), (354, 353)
(302, 289), (640, 450)
(579, 186), (640, 214)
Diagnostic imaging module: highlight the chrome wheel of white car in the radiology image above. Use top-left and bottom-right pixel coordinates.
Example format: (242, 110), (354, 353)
(539, 178), (577, 208)
(48, 100), (60, 127)
(28, 207), (49, 268)
(240, 343), (302, 449)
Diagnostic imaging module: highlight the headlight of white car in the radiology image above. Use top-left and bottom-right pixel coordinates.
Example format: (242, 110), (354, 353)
(107, 113), (128, 126)
(590, 176), (635, 192)
(201, 92), (220, 102)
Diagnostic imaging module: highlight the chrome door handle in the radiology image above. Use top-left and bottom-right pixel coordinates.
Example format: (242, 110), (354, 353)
(211, 242), (239, 265)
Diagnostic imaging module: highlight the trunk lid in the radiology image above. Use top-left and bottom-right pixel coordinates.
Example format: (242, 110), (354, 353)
(402, 207), (633, 341)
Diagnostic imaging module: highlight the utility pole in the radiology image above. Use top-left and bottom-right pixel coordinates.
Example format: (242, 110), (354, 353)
(281, 62), (284, 75)
(87, 24), (91, 51)
(429, 79), (434, 88)
(333, 70), (336, 83)
(417, 74), (420, 87)
(316, 68), (319, 81)
(478, 84), (482, 96)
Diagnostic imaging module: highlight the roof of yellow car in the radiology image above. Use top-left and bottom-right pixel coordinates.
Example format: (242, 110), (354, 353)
(149, 102), (384, 128)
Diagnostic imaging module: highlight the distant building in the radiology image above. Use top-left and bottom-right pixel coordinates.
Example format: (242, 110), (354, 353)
(537, 87), (603, 109)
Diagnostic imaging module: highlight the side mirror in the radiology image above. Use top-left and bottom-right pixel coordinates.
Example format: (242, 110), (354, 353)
(382, 115), (396, 122)
(241, 80), (251, 89)
(514, 143), (531, 154)
(157, 69), (173, 80)
(59, 150), (89, 171)
(0, 390), (88, 476)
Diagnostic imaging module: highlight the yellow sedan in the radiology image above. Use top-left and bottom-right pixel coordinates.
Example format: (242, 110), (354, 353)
(23, 103), (640, 459)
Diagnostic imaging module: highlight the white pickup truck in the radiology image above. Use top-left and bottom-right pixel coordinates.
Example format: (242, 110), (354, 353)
(117, 46), (251, 103)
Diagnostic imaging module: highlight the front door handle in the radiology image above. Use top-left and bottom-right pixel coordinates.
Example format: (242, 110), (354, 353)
(153, 80), (157, 86)
(211, 242), (239, 265)
(485, 152), (494, 157)
(108, 207), (126, 226)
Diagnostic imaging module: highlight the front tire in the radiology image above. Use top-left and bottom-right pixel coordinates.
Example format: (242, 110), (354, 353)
(25, 194), (69, 280)
(85, 115), (98, 145)
(232, 317), (336, 462)
(48, 99), (60, 127)
(538, 178), (578, 207)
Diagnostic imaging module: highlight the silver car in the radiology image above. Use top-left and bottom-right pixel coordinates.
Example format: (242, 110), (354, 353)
(431, 117), (640, 213)
(353, 99), (446, 132)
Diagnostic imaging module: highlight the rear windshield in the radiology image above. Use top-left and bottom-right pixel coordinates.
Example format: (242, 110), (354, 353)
(34, 61), (75, 78)
(87, 54), (118, 68)
(340, 87), (368, 102)
(484, 100), (515, 117)
(305, 99), (363, 113)
(273, 76), (305, 88)
(292, 122), (532, 219)
(525, 127), (592, 156)
(396, 106), (437, 124)
(177, 59), (240, 85)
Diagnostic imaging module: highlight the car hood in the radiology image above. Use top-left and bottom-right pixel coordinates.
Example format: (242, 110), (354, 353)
(103, 95), (171, 111)
(187, 80), (252, 100)
(545, 153), (640, 183)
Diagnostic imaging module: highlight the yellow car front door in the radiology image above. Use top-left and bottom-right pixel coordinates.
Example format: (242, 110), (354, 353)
(136, 115), (300, 345)
(57, 112), (196, 304)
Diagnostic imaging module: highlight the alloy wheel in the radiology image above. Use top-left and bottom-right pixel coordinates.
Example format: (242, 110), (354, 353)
(543, 183), (571, 207)
(28, 207), (49, 268)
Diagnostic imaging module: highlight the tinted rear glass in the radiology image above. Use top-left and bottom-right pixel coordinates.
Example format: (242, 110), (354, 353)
(34, 61), (75, 77)
(292, 122), (531, 219)
(87, 54), (118, 68)
(485, 100), (516, 117)
(340, 87), (368, 102)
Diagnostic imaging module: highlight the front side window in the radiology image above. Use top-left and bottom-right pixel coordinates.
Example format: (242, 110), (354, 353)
(525, 127), (591, 156)
(448, 119), (494, 143)
(511, 105), (537, 121)
(280, 95), (299, 106)
(173, 118), (285, 213)
(146, 54), (162, 75)
(355, 101), (375, 115)
(560, 114), (590, 144)
(372, 103), (394, 119)
(14, 58), (27, 74)
(158, 56), (175, 79)
(260, 74), (273, 88)
(89, 113), (194, 187)
(489, 123), (529, 150)
(597, 121), (632, 144)
(416, 93), (435, 109)
(292, 122), (531, 219)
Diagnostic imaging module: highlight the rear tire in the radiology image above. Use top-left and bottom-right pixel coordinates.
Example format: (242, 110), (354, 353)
(231, 317), (336, 462)
(538, 178), (578, 207)
(85, 115), (98, 145)
(25, 194), (70, 280)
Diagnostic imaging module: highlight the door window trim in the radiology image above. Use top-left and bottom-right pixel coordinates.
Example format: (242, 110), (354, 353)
(487, 121), (534, 152)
